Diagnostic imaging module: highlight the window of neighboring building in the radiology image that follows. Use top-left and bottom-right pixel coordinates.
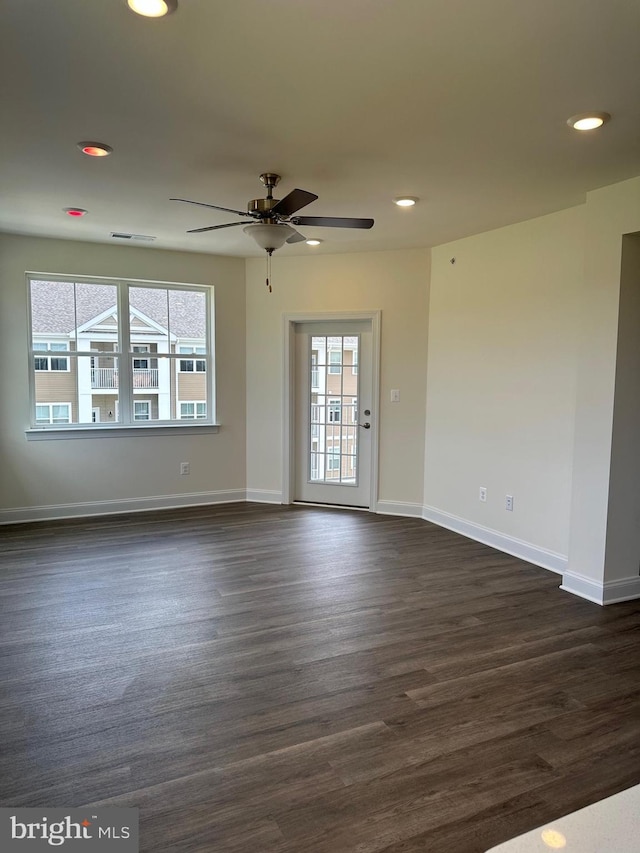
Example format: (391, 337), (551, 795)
(328, 399), (341, 422)
(327, 451), (341, 470)
(328, 350), (342, 374)
(28, 275), (214, 429)
(33, 342), (69, 371)
(178, 346), (206, 372)
(352, 348), (358, 375)
(35, 403), (71, 425)
(133, 400), (151, 421)
(132, 345), (150, 370)
(179, 401), (206, 419)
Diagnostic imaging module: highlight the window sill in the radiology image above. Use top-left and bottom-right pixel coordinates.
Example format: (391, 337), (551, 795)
(25, 424), (221, 441)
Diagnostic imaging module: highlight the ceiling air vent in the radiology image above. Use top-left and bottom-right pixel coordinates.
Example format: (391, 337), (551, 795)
(110, 232), (156, 242)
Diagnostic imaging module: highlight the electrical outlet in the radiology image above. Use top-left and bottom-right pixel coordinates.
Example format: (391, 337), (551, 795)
(180, 462), (190, 476)
(505, 494), (514, 511)
(479, 486), (487, 502)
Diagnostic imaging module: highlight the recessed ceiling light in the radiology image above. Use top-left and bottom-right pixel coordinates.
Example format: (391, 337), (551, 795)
(63, 207), (88, 217)
(126, 0), (177, 17)
(567, 112), (611, 131)
(77, 141), (113, 157)
(394, 196), (418, 207)
(306, 239), (322, 246)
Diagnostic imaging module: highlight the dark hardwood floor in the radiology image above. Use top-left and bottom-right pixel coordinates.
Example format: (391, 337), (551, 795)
(1, 502), (639, 852)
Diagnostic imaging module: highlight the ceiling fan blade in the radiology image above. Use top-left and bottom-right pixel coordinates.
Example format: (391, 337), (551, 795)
(286, 228), (307, 244)
(171, 198), (250, 218)
(271, 189), (318, 217)
(187, 222), (248, 233)
(292, 216), (374, 229)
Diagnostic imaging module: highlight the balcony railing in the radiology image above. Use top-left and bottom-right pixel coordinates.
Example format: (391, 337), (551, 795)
(91, 368), (159, 389)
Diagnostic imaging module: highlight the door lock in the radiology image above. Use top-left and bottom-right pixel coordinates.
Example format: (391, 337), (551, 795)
(359, 422), (371, 429)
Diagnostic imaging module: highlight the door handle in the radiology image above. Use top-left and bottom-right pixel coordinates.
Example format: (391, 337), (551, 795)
(358, 422), (371, 429)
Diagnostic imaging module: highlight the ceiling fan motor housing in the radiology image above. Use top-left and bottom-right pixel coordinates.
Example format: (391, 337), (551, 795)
(247, 197), (280, 218)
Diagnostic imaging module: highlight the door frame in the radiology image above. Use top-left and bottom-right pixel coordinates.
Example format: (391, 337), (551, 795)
(282, 311), (381, 510)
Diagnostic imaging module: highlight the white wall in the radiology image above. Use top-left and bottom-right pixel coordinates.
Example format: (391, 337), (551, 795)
(566, 177), (640, 600)
(245, 249), (430, 508)
(424, 206), (585, 566)
(605, 233), (640, 583)
(0, 234), (247, 520)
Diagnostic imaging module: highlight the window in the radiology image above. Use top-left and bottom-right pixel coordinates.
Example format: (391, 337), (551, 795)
(352, 348), (358, 375)
(179, 401), (206, 420)
(179, 346), (206, 372)
(35, 403), (71, 425)
(28, 276), (213, 428)
(33, 342), (69, 371)
(328, 351), (342, 374)
(132, 345), (150, 370)
(328, 399), (341, 423)
(327, 451), (341, 470)
(133, 400), (151, 421)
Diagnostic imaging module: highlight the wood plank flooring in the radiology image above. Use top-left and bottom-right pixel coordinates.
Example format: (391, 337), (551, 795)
(1, 502), (639, 852)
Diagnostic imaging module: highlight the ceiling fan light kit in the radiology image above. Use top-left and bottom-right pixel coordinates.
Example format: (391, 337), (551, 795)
(243, 223), (295, 252)
(171, 173), (374, 291)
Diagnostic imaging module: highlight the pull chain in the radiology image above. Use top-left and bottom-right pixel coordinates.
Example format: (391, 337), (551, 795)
(265, 249), (273, 293)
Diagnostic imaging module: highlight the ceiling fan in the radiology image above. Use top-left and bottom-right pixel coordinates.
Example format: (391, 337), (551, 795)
(170, 172), (374, 254)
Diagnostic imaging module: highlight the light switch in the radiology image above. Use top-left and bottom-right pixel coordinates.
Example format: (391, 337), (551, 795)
(390, 389), (400, 403)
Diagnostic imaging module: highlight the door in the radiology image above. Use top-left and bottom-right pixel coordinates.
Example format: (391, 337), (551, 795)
(294, 321), (373, 507)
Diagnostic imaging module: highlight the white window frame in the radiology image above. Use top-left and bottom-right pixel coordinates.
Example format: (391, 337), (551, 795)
(35, 402), (71, 425)
(179, 401), (207, 420)
(352, 348), (358, 375)
(27, 273), (217, 435)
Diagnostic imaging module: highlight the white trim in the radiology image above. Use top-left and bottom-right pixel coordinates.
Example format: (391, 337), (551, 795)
(281, 311), (381, 511)
(561, 571), (640, 605)
(245, 489), (283, 504)
(25, 424), (220, 440)
(421, 504), (567, 574)
(0, 489), (246, 525)
(376, 500), (424, 518)
(603, 576), (640, 604)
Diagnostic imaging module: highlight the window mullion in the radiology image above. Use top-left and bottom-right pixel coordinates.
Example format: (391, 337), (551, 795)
(207, 287), (215, 424)
(118, 283), (133, 424)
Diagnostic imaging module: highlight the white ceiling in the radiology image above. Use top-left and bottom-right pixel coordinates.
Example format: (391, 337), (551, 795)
(1, 0), (639, 258)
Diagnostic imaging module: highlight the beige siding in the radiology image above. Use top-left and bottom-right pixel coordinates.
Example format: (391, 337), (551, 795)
(177, 373), (207, 401)
(90, 394), (118, 424)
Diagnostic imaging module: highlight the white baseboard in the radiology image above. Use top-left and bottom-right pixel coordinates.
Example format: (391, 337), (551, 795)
(376, 500), (424, 518)
(245, 489), (283, 504)
(561, 571), (640, 605)
(0, 489), (246, 525)
(421, 504), (567, 574)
